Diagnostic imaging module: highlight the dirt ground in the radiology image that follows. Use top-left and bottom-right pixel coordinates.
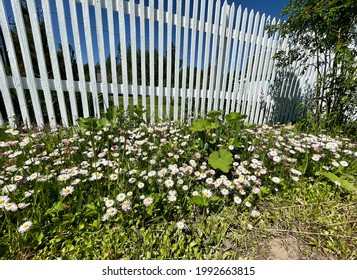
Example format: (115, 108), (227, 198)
(256, 235), (334, 260)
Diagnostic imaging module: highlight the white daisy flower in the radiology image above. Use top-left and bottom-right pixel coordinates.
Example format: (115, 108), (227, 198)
(121, 200), (132, 211)
(233, 196), (242, 205)
(106, 207), (117, 217)
(0, 196), (10, 208)
(18, 221), (33, 233)
(202, 189), (212, 199)
(251, 210), (261, 218)
(116, 193), (126, 202)
(176, 221), (186, 230)
(60, 186), (74, 197)
(272, 177), (281, 184)
(143, 197), (153, 207)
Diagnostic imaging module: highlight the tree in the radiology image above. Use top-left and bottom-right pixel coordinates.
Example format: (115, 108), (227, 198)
(267, 0), (357, 132)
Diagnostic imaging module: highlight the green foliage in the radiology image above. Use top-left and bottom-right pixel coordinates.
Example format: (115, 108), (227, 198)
(267, 0), (357, 133)
(208, 149), (233, 173)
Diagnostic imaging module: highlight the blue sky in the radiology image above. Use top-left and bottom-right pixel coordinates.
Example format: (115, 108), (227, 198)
(4, 0), (290, 67)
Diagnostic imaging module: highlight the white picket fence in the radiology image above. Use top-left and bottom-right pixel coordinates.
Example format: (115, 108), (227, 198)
(0, 0), (317, 128)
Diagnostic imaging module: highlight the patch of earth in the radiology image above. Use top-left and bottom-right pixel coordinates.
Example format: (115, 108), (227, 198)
(256, 235), (332, 260)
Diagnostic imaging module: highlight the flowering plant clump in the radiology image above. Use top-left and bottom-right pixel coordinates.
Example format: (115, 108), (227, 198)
(0, 107), (356, 259)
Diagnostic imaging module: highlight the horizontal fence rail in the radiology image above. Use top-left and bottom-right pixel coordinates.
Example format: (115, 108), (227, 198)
(0, 0), (317, 128)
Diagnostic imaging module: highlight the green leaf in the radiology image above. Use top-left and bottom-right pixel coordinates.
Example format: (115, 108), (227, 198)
(319, 172), (357, 191)
(225, 112), (246, 123)
(189, 196), (208, 207)
(190, 118), (213, 132)
(208, 149), (233, 173)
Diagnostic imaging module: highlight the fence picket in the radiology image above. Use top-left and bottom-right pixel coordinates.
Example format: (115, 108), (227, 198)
(165, 0), (173, 119)
(11, 0), (44, 127)
(213, 2), (228, 111)
(82, 0), (100, 118)
(225, 5), (242, 114)
(235, 9), (254, 114)
(56, 0), (78, 124)
(117, 0), (129, 111)
(0, 0), (30, 126)
(207, 0), (221, 113)
(187, 0), (199, 120)
(158, 0), (164, 119)
(94, 0), (109, 111)
(200, 0), (215, 117)
(220, 3), (235, 112)
(180, 0), (191, 122)
(241, 12), (261, 118)
(26, 0), (56, 128)
(248, 14), (268, 124)
(0, 53), (15, 127)
(69, 0), (89, 118)
(194, 0), (207, 118)
(173, 0), (182, 121)
(129, 0), (139, 107)
(149, 0), (155, 123)
(139, 0), (147, 120)
(229, 6), (246, 113)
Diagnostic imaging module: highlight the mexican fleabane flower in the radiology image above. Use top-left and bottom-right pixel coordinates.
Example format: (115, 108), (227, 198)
(233, 196), (242, 205)
(202, 189), (212, 199)
(176, 221), (186, 230)
(106, 207), (117, 217)
(251, 210), (261, 218)
(272, 177), (281, 184)
(221, 188), (229, 196)
(165, 179), (174, 188)
(60, 186), (74, 197)
(143, 197), (153, 207)
(340, 161), (348, 167)
(121, 200), (131, 211)
(104, 198), (115, 208)
(168, 195), (177, 203)
(18, 221), (33, 233)
(0, 196), (10, 208)
(116, 193), (126, 202)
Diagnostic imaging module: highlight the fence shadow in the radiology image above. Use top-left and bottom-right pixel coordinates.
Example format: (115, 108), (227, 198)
(261, 69), (304, 124)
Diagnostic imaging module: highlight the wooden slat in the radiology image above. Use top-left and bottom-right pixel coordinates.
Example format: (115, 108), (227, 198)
(139, 0), (147, 120)
(173, 0), (182, 121)
(200, 0), (214, 117)
(157, 0), (164, 119)
(247, 14), (267, 124)
(180, 0), (191, 122)
(117, 0), (129, 110)
(42, 0), (69, 126)
(94, 0), (109, 111)
(82, 0), (100, 118)
(0, 1), (30, 126)
(241, 11), (260, 119)
(149, 0), (155, 123)
(187, 0), (199, 120)
(264, 36), (289, 124)
(194, 0), (207, 118)
(69, 0), (90, 117)
(56, 0), (79, 124)
(26, 0), (56, 128)
(254, 18), (277, 125)
(213, 2), (228, 111)
(106, 0), (119, 107)
(0, 53), (15, 127)
(234, 8), (253, 114)
(11, 0), (44, 127)
(219, 3), (235, 112)
(165, 0), (173, 119)
(129, 0), (139, 106)
(207, 0), (221, 113)
(226, 5), (242, 114)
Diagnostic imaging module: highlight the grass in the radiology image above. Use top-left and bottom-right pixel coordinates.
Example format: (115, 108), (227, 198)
(0, 107), (356, 260)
